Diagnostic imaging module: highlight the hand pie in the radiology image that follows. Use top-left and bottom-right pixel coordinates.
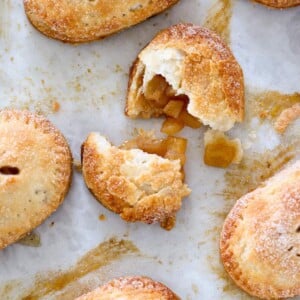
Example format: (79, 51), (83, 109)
(75, 276), (179, 300)
(23, 0), (179, 43)
(254, 0), (300, 8)
(126, 24), (244, 132)
(220, 161), (300, 299)
(81, 132), (190, 230)
(0, 110), (72, 249)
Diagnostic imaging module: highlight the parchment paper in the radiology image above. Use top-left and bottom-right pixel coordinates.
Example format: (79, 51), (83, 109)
(0, 0), (299, 299)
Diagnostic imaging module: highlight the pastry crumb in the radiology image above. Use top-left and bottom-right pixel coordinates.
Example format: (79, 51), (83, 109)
(274, 103), (300, 134)
(52, 101), (60, 113)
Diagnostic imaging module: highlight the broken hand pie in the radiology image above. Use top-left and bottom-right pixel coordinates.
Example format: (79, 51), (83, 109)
(81, 132), (190, 230)
(126, 23), (244, 132)
(0, 110), (72, 249)
(220, 161), (300, 299)
(23, 0), (179, 43)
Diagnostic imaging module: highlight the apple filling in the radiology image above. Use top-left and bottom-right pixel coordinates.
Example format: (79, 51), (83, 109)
(143, 75), (202, 135)
(120, 131), (188, 176)
(204, 130), (243, 168)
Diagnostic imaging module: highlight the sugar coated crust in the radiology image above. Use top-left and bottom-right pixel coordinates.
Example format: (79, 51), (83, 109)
(75, 276), (179, 300)
(254, 0), (300, 8)
(0, 110), (72, 249)
(81, 133), (190, 228)
(23, 0), (179, 43)
(220, 161), (300, 299)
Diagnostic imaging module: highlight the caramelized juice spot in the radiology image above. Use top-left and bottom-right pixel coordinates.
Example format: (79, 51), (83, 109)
(98, 214), (106, 221)
(204, 0), (233, 44)
(52, 101), (60, 113)
(160, 216), (176, 231)
(222, 143), (297, 201)
(20, 238), (139, 300)
(247, 90), (300, 121)
(18, 232), (41, 247)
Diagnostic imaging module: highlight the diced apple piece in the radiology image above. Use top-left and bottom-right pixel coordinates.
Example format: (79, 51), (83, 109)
(163, 100), (185, 118)
(119, 139), (139, 150)
(178, 110), (202, 129)
(161, 118), (184, 135)
(164, 136), (187, 167)
(136, 137), (167, 157)
(144, 75), (168, 103)
(204, 130), (243, 168)
(165, 85), (177, 97)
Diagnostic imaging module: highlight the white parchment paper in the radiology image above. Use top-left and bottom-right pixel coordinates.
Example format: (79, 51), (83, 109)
(0, 0), (299, 299)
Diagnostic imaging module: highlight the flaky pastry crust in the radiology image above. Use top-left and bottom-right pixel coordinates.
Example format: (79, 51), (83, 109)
(254, 0), (300, 8)
(75, 276), (179, 300)
(23, 0), (179, 43)
(126, 24), (244, 131)
(220, 161), (300, 299)
(0, 110), (72, 249)
(81, 133), (190, 229)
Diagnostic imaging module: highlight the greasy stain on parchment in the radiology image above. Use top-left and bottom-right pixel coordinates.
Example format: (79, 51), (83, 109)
(18, 232), (41, 248)
(207, 253), (255, 299)
(13, 238), (139, 300)
(222, 143), (296, 203)
(204, 0), (233, 44)
(246, 90), (300, 122)
(205, 224), (254, 298)
(0, 0), (11, 40)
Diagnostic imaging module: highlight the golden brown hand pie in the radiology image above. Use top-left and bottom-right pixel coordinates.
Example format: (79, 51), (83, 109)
(126, 23), (244, 132)
(75, 276), (179, 300)
(81, 132), (190, 230)
(254, 0), (300, 8)
(23, 0), (179, 43)
(220, 161), (300, 299)
(0, 110), (72, 249)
